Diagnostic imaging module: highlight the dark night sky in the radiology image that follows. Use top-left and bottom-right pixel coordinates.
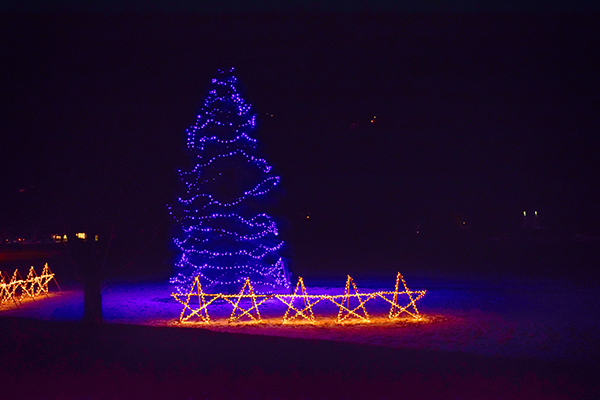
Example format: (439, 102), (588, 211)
(1, 3), (600, 274)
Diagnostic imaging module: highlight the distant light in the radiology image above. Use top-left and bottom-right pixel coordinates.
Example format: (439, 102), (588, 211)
(535, 211), (538, 216)
(95, 235), (99, 241)
(462, 221), (465, 225)
(523, 211), (526, 217)
(76, 232), (86, 240)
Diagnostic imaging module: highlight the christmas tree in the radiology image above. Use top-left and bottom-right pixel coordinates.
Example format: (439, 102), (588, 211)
(169, 68), (291, 294)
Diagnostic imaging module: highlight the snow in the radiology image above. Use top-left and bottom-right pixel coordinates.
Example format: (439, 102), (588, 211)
(3, 272), (598, 364)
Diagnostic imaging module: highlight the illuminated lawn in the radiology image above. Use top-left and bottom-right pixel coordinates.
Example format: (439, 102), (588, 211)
(3, 271), (598, 363)
(1, 271), (598, 399)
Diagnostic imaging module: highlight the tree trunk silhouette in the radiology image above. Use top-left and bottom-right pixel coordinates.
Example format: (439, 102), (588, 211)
(67, 232), (105, 325)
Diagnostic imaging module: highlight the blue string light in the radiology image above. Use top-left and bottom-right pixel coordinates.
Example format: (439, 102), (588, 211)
(170, 67), (290, 294)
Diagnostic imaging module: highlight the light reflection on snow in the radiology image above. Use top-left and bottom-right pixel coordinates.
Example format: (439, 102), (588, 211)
(2, 273), (598, 363)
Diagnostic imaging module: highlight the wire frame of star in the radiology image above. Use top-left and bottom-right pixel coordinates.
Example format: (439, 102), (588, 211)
(172, 272), (426, 324)
(0, 263), (61, 307)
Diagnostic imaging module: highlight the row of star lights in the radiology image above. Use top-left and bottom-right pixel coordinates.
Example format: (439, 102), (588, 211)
(1, 264), (59, 306)
(170, 67), (288, 294)
(172, 273), (426, 324)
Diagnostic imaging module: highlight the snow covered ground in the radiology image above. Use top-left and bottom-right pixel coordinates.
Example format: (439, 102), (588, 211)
(1, 271), (599, 399)
(3, 271), (598, 364)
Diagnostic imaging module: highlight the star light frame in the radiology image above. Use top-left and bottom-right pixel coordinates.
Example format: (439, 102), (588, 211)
(220, 278), (273, 323)
(0, 264), (60, 307)
(171, 276), (221, 323)
(172, 272), (426, 325)
(330, 276), (376, 323)
(277, 277), (323, 323)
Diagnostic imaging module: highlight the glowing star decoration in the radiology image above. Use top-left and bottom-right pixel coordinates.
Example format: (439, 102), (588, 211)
(375, 272), (426, 320)
(172, 272), (427, 325)
(22, 267), (40, 298)
(171, 276), (222, 323)
(327, 276), (376, 324)
(169, 67), (290, 295)
(7, 270), (24, 302)
(221, 278), (273, 323)
(277, 277), (323, 324)
(0, 264), (60, 307)
(36, 264), (61, 296)
(0, 273), (17, 306)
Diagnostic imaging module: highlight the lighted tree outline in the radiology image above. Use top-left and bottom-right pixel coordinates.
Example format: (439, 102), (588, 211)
(169, 68), (290, 294)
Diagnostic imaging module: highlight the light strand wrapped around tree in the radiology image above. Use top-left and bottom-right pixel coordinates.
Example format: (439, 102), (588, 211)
(169, 68), (291, 294)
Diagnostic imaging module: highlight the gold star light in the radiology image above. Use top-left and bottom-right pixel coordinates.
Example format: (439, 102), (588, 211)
(0, 272), (17, 306)
(171, 276), (221, 323)
(222, 278), (273, 323)
(7, 270), (23, 303)
(276, 277), (323, 324)
(1, 264), (61, 307)
(327, 275), (376, 323)
(37, 263), (61, 296)
(376, 272), (426, 320)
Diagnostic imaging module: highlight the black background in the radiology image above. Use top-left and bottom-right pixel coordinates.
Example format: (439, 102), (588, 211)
(2, 4), (599, 280)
